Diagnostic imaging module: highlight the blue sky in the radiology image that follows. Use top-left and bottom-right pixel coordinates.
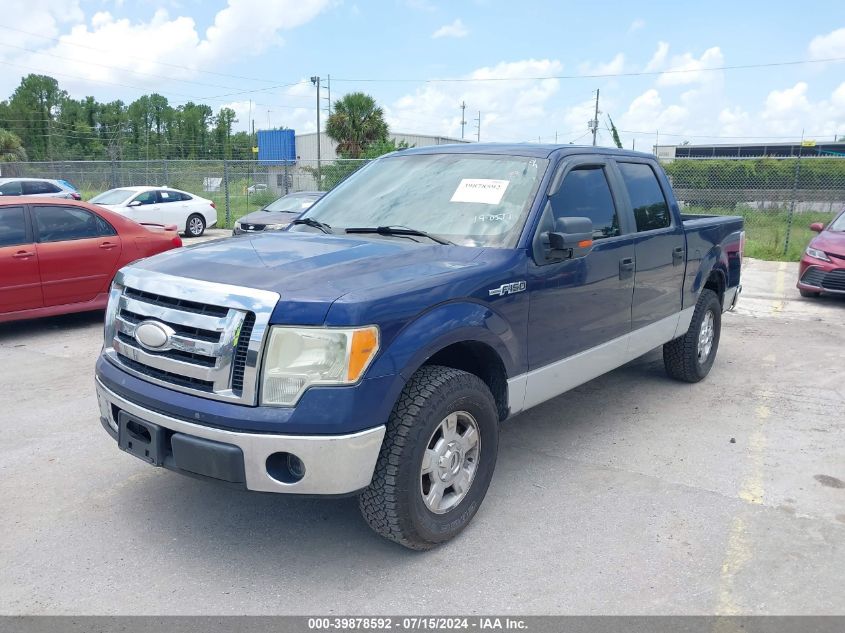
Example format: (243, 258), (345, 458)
(3, 0), (844, 148)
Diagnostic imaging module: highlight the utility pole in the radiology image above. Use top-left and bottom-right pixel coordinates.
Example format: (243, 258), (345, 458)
(311, 76), (322, 188)
(589, 89), (601, 146)
(475, 110), (481, 142)
(460, 101), (467, 140)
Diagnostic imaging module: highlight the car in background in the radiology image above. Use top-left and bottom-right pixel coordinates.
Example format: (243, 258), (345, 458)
(0, 198), (182, 324)
(0, 177), (81, 200)
(797, 209), (845, 297)
(233, 191), (323, 235)
(246, 183), (268, 194)
(90, 186), (217, 237)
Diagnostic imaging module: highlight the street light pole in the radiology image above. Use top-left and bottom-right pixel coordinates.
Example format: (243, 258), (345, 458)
(311, 75), (322, 189)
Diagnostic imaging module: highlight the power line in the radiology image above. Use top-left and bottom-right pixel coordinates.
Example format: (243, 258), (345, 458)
(331, 56), (845, 83)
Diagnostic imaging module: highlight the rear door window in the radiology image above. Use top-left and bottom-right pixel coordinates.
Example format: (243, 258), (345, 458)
(549, 166), (621, 240)
(0, 206), (29, 247)
(617, 162), (671, 232)
(34, 206), (106, 242)
(22, 180), (62, 195)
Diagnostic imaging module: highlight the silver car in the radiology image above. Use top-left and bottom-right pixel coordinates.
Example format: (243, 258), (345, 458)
(233, 191), (323, 235)
(0, 177), (81, 200)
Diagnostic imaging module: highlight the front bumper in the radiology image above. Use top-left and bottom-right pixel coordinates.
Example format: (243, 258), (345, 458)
(797, 262), (845, 294)
(96, 378), (385, 495)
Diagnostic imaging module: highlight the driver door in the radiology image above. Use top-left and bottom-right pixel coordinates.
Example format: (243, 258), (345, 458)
(125, 190), (161, 224)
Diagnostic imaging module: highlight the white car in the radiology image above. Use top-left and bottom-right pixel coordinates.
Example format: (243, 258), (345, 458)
(90, 186), (217, 237)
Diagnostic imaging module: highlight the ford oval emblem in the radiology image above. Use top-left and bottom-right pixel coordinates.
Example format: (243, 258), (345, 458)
(135, 320), (174, 351)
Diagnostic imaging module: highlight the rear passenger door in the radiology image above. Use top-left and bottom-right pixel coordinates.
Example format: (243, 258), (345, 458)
(0, 205), (42, 313)
(157, 190), (189, 228)
(613, 160), (685, 331)
(22, 180), (65, 198)
(33, 205), (122, 306)
(526, 158), (636, 369)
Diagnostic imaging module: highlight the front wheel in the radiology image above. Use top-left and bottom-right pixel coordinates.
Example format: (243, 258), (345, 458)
(185, 213), (206, 237)
(359, 365), (499, 550)
(663, 289), (722, 383)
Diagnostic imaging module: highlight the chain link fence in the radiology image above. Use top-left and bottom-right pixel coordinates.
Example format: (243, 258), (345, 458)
(660, 156), (845, 260)
(2, 155), (843, 260)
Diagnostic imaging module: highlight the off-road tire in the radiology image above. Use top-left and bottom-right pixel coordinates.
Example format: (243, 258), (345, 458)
(185, 213), (206, 237)
(359, 365), (499, 550)
(663, 289), (722, 383)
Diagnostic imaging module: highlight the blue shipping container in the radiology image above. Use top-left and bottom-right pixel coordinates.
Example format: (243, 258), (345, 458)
(257, 129), (296, 164)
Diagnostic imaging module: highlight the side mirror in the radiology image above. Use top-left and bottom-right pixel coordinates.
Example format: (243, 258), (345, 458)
(545, 216), (594, 261)
(127, 200), (143, 207)
(809, 222), (824, 233)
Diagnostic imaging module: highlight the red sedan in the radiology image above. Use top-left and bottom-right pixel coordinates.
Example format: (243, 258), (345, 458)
(1, 197), (182, 323)
(797, 208), (845, 297)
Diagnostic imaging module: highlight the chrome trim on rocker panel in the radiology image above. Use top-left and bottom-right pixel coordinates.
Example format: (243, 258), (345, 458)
(508, 311), (689, 415)
(96, 379), (385, 494)
(103, 267), (280, 405)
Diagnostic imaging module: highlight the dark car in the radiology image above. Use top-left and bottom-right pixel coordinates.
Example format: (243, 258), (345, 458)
(796, 209), (845, 297)
(233, 191), (323, 235)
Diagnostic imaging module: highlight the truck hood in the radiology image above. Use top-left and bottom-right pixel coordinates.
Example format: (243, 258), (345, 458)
(131, 232), (486, 323)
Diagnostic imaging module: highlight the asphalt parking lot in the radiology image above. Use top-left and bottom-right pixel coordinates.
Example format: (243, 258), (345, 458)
(1, 255), (843, 615)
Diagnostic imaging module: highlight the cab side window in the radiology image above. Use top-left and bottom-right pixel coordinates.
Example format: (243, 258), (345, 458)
(549, 166), (620, 240)
(618, 162), (671, 232)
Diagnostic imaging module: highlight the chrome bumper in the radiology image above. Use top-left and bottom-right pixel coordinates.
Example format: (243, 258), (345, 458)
(96, 378), (385, 495)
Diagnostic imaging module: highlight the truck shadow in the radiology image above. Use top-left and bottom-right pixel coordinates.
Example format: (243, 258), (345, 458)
(0, 310), (104, 342)
(111, 349), (670, 570)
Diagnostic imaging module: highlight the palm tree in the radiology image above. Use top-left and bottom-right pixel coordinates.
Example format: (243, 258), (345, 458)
(0, 129), (28, 162)
(325, 93), (389, 159)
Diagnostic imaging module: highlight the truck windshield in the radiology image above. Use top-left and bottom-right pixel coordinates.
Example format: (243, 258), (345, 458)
(299, 153), (548, 247)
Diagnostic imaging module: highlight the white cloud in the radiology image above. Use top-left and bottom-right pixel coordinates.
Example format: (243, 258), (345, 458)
(628, 18), (645, 33)
(579, 53), (625, 76)
(644, 41), (669, 72)
(0, 0), (330, 96)
(432, 19), (469, 39)
(657, 46), (724, 86)
(3, 0), (84, 48)
(387, 59), (562, 141)
(808, 27), (845, 60)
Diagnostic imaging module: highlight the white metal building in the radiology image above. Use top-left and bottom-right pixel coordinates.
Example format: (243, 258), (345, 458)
(293, 131), (469, 162)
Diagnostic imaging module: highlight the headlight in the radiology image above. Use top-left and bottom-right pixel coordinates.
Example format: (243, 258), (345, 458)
(103, 281), (123, 346)
(261, 326), (379, 406)
(806, 246), (831, 262)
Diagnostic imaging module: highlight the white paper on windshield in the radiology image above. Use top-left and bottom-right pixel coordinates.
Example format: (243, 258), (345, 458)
(450, 179), (509, 205)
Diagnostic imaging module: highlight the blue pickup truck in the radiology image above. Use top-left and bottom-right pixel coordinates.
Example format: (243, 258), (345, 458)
(95, 144), (743, 549)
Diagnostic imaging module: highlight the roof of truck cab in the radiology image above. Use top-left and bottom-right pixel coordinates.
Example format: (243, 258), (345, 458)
(396, 143), (656, 160)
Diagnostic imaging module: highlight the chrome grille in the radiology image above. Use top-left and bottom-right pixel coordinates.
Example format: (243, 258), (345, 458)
(103, 268), (280, 405)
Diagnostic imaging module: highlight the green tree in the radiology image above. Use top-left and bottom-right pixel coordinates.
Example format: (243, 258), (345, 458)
(606, 115), (622, 149)
(325, 92), (389, 158)
(0, 128), (27, 162)
(7, 74), (67, 160)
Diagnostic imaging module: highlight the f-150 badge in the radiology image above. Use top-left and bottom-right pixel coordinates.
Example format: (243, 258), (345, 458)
(489, 281), (527, 297)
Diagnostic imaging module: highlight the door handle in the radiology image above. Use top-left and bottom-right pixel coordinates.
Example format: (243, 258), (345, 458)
(619, 257), (635, 280)
(12, 250), (34, 259)
(673, 246), (685, 264)
(99, 242), (117, 250)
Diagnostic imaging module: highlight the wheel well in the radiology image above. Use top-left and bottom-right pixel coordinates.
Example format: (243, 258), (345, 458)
(704, 269), (726, 306)
(424, 341), (509, 421)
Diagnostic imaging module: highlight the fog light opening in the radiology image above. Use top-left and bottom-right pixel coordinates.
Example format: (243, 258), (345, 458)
(266, 452), (306, 484)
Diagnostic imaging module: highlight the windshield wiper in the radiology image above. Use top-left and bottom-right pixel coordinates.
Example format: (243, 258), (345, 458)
(290, 217), (333, 234)
(345, 225), (454, 246)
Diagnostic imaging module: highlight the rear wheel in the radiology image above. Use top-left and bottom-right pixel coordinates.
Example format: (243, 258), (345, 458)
(663, 289), (722, 383)
(185, 213), (206, 237)
(799, 289), (820, 298)
(359, 365), (499, 550)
